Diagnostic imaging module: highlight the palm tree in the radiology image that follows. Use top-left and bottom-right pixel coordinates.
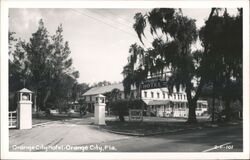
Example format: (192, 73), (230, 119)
(122, 43), (147, 99)
(132, 8), (203, 123)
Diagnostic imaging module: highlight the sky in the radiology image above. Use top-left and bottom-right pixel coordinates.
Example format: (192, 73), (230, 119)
(9, 8), (238, 85)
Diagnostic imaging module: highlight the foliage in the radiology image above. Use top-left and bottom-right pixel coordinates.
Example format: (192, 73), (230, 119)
(122, 43), (147, 97)
(109, 99), (146, 122)
(123, 8), (242, 123)
(9, 32), (30, 110)
(9, 19), (79, 111)
(124, 8), (201, 123)
(77, 82), (90, 94)
(8, 32), (17, 55)
(72, 82), (90, 102)
(92, 80), (111, 87)
(104, 88), (121, 103)
(199, 8), (242, 121)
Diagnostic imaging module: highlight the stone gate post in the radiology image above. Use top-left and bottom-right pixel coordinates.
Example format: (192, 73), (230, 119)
(17, 88), (33, 129)
(94, 94), (106, 125)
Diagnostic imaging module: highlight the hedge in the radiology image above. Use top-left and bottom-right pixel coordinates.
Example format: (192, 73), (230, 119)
(109, 99), (146, 122)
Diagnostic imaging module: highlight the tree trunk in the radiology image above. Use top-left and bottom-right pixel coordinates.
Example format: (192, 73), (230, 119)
(42, 89), (51, 109)
(224, 99), (231, 122)
(34, 89), (38, 112)
(211, 83), (216, 123)
(211, 95), (215, 123)
(224, 72), (232, 122)
(187, 100), (197, 123)
(185, 83), (198, 124)
(119, 114), (125, 122)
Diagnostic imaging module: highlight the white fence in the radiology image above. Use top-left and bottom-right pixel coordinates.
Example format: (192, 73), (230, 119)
(9, 111), (17, 128)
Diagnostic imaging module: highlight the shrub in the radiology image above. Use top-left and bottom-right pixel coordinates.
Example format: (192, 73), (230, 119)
(109, 99), (146, 122)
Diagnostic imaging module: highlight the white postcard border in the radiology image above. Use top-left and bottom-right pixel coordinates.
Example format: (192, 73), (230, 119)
(1, 0), (249, 159)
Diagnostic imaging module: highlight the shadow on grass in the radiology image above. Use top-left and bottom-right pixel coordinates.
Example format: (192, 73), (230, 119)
(103, 120), (203, 135)
(102, 118), (243, 136)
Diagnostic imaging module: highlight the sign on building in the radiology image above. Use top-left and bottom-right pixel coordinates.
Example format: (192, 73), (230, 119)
(140, 78), (167, 90)
(129, 109), (143, 121)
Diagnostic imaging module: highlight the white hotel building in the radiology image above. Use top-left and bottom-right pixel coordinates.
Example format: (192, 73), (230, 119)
(82, 83), (208, 118)
(141, 86), (208, 117)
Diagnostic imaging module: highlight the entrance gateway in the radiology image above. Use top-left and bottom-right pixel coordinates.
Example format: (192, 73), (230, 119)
(94, 94), (106, 125)
(17, 88), (33, 129)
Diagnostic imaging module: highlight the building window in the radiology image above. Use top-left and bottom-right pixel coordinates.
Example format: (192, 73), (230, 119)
(174, 103), (177, 109)
(163, 93), (165, 99)
(90, 96), (92, 102)
(125, 94), (128, 99)
(151, 92), (154, 98)
(184, 95), (186, 99)
(178, 103), (181, 109)
(168, 94), (170, 99)
(157, 93), (160, 98)
(121, 93), (124, 99)
(131, 92), (134, 98)
(180, 95), (182, 100)
(144, 91), (147, 98)
(181, 103), (184, 109)
(197, 103), (202, 110)
(174, 94), (176, 99)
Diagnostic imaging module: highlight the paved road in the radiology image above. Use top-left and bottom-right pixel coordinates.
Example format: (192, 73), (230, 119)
(9, 119), (131, 152)
(95, 124), (243, 152)
(9, 118), (242, 152)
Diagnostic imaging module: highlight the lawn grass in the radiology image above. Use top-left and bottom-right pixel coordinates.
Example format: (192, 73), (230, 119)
(103, 120), (204, 135)
(103, 116), (242, 135)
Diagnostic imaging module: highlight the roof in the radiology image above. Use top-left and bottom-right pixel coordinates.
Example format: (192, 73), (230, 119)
(17, 88), (33, 93)
(82, 83), (136, 96)
(94, 94), (105, 98)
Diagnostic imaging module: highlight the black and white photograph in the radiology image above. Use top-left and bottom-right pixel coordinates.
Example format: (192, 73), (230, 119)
(1, 0), (249, 159)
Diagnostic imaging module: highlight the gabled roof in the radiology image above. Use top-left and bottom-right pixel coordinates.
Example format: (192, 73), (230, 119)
(82, 83), (136, 96)
(17, 88), (33, 93)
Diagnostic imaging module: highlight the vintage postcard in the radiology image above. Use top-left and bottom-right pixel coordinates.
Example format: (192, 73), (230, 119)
(1, 0), (249, 159)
